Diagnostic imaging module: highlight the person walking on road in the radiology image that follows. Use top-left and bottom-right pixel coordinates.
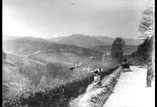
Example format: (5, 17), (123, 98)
(146, 61), (153, 87)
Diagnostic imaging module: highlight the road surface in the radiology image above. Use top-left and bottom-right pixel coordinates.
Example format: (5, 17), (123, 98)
(103, 66), (155, 107)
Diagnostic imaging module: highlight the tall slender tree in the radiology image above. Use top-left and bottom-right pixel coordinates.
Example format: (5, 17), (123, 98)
(138, 1), (154, 71)
(111, 37), (125, 63)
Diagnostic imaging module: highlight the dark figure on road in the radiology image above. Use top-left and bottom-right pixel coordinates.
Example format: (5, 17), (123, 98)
(146, 61), (153, 87)
(122, 58), (130, 71)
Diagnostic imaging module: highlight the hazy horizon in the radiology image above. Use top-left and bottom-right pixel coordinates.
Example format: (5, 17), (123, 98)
(3, 0), (153, 39)
(3, 34), (142, 40)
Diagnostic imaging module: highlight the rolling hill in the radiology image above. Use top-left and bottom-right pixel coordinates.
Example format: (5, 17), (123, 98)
(3, 37), (103, 65)
(52, 34), (106, 48)
(93, 36), (114, 45)
(3, 36), (53, 43)
(49, 34), (140, 47)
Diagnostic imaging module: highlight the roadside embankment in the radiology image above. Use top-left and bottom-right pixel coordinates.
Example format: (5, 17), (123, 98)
(70, 66), (122, 107)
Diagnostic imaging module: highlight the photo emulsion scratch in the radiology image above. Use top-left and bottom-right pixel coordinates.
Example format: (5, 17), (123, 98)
(2, 0), (155, 107)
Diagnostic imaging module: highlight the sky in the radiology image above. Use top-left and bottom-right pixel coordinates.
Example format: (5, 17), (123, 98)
(3, 0), (153, 39)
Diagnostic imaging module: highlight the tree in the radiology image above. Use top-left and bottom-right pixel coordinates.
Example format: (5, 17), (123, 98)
(138, 3), (154, 40)
(111, 37), (125, 63)
(138, 1), (154, 70)
(134, 37), (152, 62)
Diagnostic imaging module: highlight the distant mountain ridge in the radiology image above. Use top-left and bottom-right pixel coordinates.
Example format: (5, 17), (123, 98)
(3, 35), (139, 73)
(3, 36), (53, 43)
(53, 34), (106, 48)
(4, 34), (140, 49)
(3, 37), (103, 59)
(49, 34), (140, 47)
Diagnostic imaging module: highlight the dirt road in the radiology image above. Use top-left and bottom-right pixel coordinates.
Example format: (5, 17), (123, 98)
(103, 66), (155, 107)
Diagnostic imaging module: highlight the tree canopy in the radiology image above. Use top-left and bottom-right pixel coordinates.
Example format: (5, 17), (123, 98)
(111, 37), (125, 63)
(138, 3), (154, 40)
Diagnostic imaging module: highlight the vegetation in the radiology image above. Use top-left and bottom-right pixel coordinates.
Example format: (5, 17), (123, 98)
(90, 45), (138, 55)
(138, 4), (154, 40)
(126, 3), (154, 66)
(3, 37), (120, 107)
(46, 62), (72, 80)
(111, 37), (125, 63)
(3, 56), (118, 107)
(126, 37), (152, 65)
(139, 3), (154, 64)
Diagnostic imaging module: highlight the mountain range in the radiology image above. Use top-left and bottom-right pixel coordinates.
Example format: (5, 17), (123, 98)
(3, 34), (139, 59)
(3, 37), (104, 65)
(50, 34), (106, 48)
(49, 34), (140, 48)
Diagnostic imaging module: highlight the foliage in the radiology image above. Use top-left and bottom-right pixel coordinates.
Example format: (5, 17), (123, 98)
(3, 61), (118, 107)
(136, 37), (152, 60)
(138, 2), (155, 71)
(3, 43), (118, 107)
(126, 3), (154, 66)
(138, 4), (154, 39)
(46, 62), (72, 79)
(111, 37), (125, 63)
(3, 61), (32, 99)
(126, 37), (152, 65)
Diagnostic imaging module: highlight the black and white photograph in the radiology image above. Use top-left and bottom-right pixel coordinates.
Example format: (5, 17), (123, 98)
(2, 0), (155, 107)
